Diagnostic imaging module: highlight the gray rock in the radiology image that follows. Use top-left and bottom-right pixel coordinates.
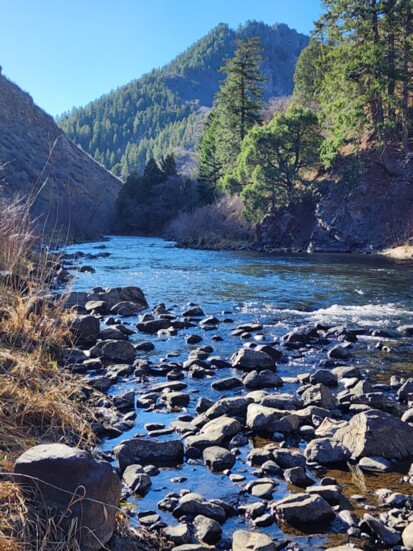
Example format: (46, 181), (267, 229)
(203, 446), (235, 472)
(273, 493), (333, 525)
(193, 514), (222, 545)
(232, 530), (276, 551)
(359, 513), (401, 547)
(306, 485), (341, 504)
(101, 340), (135, 362)
(165, 392), (190, 408)
(186, 416), (241, 451)
(272, 449), (306, 469)
(258, 393), (301, 410)
(212, 377), (243, 390)
(122, 465), (151, 495)
(205, 397), (251, 419)
(243, 370), (283, 389)
(111, 301), (144, 316)
(231, 348), (275, 371)
(310, 369), (338, 387)
(173, 493), (226, 523)
(114, 439), (184, 470)
(89, 287), (148, 311)
(136, 319), (172, 333)
(398, 378), (413, 402)
(358, 456), (392, 472)
(70, 315), (100, 344)
(284, 466), (314, 487)
(328, 345), (352, 359)
(333, 409), (413, 459)
(301, 383), (337, 410)
(305, 437), (351, 465)
(163, 523), (191, 545)
(14, 444), (121, 551)
(246, 404), (286, 433)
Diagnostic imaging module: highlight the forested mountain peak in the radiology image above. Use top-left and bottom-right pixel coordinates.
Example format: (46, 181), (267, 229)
(58, 20), (308, 178)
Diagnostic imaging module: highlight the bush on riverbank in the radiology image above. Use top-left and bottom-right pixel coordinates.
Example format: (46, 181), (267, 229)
(166, 195), (253, 249)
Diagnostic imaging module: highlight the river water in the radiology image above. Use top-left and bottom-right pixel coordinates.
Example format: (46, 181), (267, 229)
(64, 236), (413, 550)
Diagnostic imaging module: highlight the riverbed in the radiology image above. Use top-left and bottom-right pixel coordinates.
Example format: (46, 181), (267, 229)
(64, 236), (413, 550)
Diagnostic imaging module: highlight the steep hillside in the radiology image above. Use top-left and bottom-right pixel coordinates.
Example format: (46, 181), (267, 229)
(0, 72), (121, 241)
(58, 21), (308, 178)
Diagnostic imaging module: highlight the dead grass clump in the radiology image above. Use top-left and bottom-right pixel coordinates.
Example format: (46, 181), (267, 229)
(0, 192), (95, 548)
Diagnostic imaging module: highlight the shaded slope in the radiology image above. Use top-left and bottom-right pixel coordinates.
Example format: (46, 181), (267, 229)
(0, 73), (121, 241)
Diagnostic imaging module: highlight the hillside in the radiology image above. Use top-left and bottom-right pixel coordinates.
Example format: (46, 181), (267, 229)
(58, 21), (308, 178)
(0, 72), (121, 241)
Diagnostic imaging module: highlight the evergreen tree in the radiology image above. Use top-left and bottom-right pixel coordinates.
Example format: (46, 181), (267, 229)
(160, 153), (178, 176)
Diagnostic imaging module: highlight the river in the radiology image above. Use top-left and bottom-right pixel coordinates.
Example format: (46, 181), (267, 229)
(64, 236), (413, 550)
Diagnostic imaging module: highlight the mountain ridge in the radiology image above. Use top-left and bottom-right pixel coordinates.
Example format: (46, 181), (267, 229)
(58, 21), (309, 178)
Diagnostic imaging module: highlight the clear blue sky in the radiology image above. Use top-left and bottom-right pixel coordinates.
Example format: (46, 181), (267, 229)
(0, 0), (323, 117)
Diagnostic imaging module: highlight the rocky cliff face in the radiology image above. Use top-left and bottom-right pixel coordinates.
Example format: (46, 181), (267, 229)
(0, 73), (121, 241)
(258, 156), (413, 253)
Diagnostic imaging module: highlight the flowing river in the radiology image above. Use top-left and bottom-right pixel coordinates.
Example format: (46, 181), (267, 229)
(64, 236), (413, 550)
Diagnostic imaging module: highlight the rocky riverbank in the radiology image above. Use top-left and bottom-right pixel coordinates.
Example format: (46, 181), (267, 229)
(13, 252), (413, 551)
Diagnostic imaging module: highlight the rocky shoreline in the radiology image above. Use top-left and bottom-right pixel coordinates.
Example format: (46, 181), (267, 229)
(13, 255), (413, 550)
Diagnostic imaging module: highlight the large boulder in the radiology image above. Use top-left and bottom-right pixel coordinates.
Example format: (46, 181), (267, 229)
(231, 348), (275, 371)
(273, 493), (333, 526)
(114, 439), (184, 470)
(14, 444), (121, 551)
(333, 409), (413, 459)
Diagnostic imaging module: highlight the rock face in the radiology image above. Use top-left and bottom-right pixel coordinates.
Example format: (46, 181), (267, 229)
(258, 156), (413, 253)
(0, 73), (121, 240)
(14, 444), (121, 551)
(333, 409), (413, 459)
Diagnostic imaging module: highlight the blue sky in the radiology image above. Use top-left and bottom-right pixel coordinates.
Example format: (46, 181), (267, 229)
(0, 0), (323, 117)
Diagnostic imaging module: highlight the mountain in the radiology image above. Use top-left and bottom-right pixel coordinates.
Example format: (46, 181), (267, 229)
(0, 71), (121, 241)
(57, 21), (309, 178)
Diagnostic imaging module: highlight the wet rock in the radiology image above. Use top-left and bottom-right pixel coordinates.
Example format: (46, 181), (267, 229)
(306, 485), (341, 504)
(310, 369), (338, 387)
(331, 365), (362, 379)
(135, 341), (155, 351)
(239, 502), (267, 519)
(248, 447), (275, 466)
(163, 523), (191, 545)
(305, 437), (351, 465)
(193, 514), (222, 545)
(333, 409), (413, 459)
(186, 416), (241, 451)
(273, 449), (306, 469)
(187, 334), (203, 344)
(85, 300), (108, 314)
(212, 377), (243, 390)
(148, 381), (187, 393)
(243, 370), (283, 389)
(231, 348), (275, 371)
(14, 444), (121, 551)
(196, 397), (214, 413)
(301, 384), (337, 410)
(232, 530), (276, 551)
(328, 345), (352, 360)
(398, 378), (413, 402)
(114, 439), (184, 470)
(246, 404), (286, 433)
(122, 465), (151, 495)
(111, 301), (144, 316)
(284, 466), (314, 487)
(165, 392), (190, 408)
(257, 392), (301, 410)
(136, 319), (172, 333)
(205, 397), (252, 419)
(173, 493), (226, 523)
(101, 340), (135, 362)
(183, 306), (205, 317)
(203, 446), (235, 472)
(98, 327), (128, 341)
(70, 315), (100, 344)
(88, 286), (148, 311)
(358, 456), (392, 472)
(398, 325), (413, 336)
(250, 482), (276, 499)
(273, 493), (333, 525)
(113, 391), (135, 412)
(359, 513), (401, 547)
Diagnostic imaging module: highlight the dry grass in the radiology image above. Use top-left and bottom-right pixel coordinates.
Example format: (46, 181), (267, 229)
(0, 193), (95, 549)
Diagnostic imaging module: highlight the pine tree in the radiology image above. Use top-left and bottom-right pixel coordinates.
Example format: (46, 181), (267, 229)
(160, 153), (178, 176)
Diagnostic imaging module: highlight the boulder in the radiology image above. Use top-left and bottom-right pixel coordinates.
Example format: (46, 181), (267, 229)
(193, 514), (222, 545)
(203, 446), (235, 472)
(163, 523), (191, 546)
(70, 315), (100, 344)
(231, 348), (275, 371)
(273, 493), (333, 525)
(301, 384), (337, 410)
(122, 465), (151, 495)
(172, 493), (226, 523)
(114, 439), (184, 470)
(205, 397), (251, 419)
(246, 404), (286, 433)
(88, 287), (148, 311)
(101, 340), (135, 362)
(136, 319), (172, 333)
(333, 409), (413, 459)
(243, 370), (283, 389)
(232, 530), (276, 551)
(14, 444), (121, 551)
(305, 438), (351, 465)
(110, 301), (144, 316)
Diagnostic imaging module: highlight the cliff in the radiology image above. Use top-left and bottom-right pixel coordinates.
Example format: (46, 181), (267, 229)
(258, 153), (413, 253)
(0, 73), (122, 241)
